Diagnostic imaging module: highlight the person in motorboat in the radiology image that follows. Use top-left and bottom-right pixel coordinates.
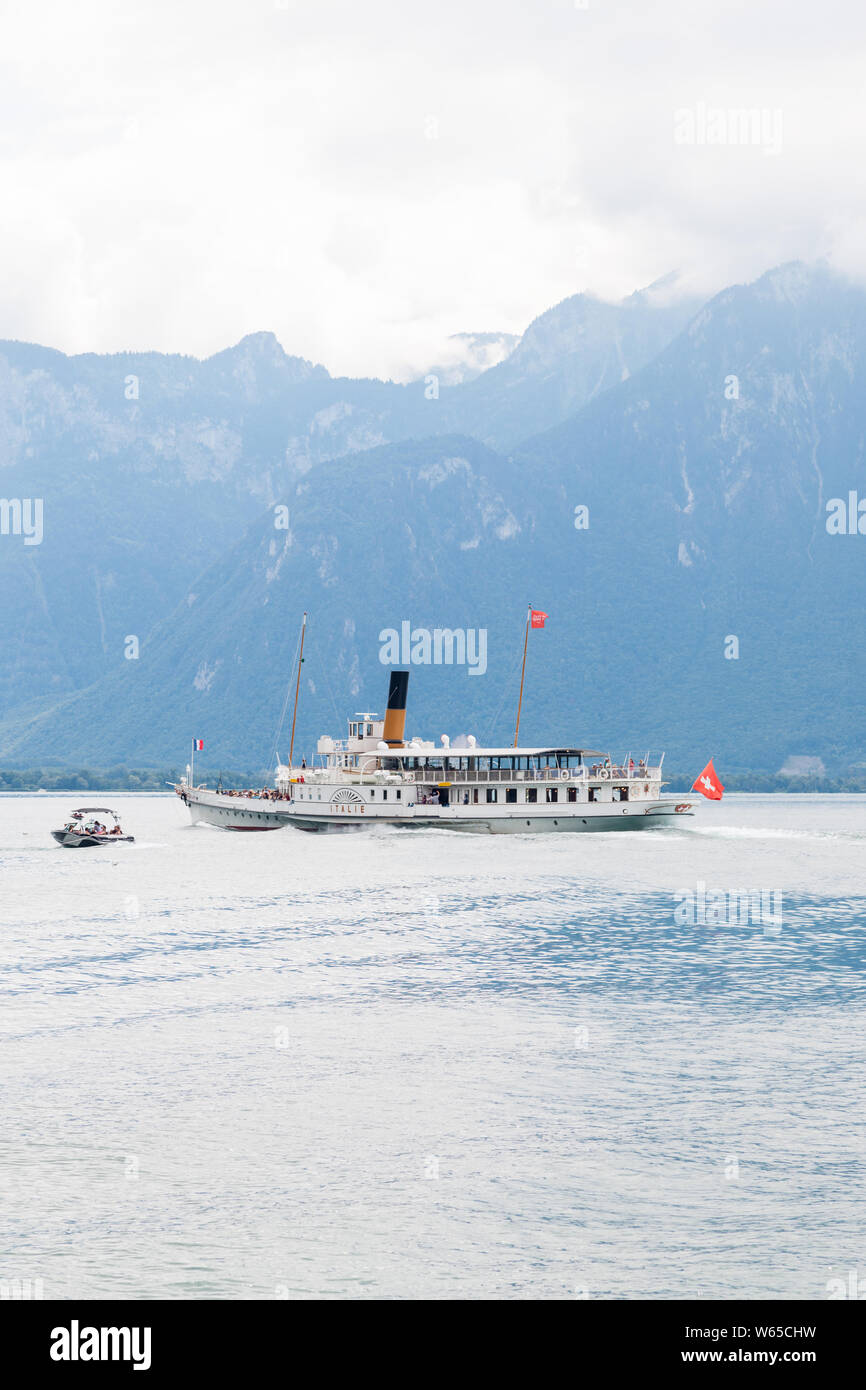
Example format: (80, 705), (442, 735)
(53, 807), (133, 847)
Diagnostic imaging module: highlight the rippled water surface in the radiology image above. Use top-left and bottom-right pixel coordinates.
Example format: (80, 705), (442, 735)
(2, 793), (865, 1299)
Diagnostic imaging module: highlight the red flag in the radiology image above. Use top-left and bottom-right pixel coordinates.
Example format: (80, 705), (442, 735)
(692, 758), (724, 800)
(530, 610), (548, 628)
(194, 739), (204, 751)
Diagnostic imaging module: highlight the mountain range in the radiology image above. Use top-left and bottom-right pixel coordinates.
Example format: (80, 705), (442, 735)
(1, 262), (863, 776)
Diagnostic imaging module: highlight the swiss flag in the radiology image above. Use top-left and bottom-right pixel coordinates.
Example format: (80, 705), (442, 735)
(691, 758), (724, 800)
(530, 610), (548, 628)
(194, 739), (204, 751)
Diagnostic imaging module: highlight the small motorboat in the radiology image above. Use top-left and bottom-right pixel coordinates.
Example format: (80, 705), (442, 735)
(51, 807), (135, 848)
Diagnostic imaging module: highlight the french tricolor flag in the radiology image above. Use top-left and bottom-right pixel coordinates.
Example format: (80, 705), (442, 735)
(193, 739), (203, 751)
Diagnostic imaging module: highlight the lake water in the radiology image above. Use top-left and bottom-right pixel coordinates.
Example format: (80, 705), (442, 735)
(1, 792), (864, 1300)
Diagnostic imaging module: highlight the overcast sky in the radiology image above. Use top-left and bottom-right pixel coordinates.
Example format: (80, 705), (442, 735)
(0, 0), (864, 379)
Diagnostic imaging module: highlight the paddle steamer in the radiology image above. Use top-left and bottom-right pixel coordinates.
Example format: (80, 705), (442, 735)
(280, 671), (692, 833)
(176, 667), (693, 833)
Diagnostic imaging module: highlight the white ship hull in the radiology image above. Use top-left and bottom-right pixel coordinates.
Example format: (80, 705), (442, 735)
(177, 786), (291, 830)
(174, 667), (696, 834)
(177, 785), (691, 834)
(282, 801), (690, 833)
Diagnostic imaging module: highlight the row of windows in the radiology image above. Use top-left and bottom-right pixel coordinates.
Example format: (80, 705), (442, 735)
(293, 785), (631, 806)
(454, 785), (630, 804)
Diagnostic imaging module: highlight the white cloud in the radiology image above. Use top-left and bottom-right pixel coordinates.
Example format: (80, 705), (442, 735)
(0, 0), (864, 378)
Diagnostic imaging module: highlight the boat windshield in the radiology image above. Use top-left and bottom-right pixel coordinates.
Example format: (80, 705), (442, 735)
(67, 808), (123, 834)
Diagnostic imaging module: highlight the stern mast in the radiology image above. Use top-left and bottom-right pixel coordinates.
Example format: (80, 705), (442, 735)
(513, 604), (531, 748)
(288, 611), (307, 770)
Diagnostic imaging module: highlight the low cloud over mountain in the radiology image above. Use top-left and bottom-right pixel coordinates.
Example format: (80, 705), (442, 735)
(1, 263), (864, 774)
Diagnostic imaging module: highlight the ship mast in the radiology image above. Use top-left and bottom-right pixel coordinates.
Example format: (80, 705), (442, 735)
(288, 611), (307, 769)
(513, 604), (531, 748)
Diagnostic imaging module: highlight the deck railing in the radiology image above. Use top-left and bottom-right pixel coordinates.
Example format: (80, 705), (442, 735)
(282, 759), (665, 789)
(385, 764), (662, 785)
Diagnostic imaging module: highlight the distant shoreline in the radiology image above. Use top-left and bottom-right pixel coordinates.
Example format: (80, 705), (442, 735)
(2, 768), (865, 796)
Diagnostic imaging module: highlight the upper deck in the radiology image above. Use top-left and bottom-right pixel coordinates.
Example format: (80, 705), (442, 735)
(300, 686), (664, 787)
(290, 741), (664, 787)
